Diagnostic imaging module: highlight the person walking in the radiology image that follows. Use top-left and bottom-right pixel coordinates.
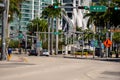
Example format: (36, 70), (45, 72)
(7, 48), (12, 61)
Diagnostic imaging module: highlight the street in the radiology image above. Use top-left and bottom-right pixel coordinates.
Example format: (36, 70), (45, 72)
(0, 55), (120, 80)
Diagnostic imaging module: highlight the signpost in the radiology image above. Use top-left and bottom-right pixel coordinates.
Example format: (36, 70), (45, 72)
(36, 41), (42, 47)
(90, 40), (98, 47)
(53, 32), (60, 35)
(90, 6), (107, 12)
(0, 0), (8, 60)
(103, 39), (112, 48)
(18, 33), (24, 39)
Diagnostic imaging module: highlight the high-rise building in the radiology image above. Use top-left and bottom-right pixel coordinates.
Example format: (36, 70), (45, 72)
(9, 0), (92, 35)
(18, 0), (41, 31)
(62, 0), (91, 31)
(9, 0), (52, 33)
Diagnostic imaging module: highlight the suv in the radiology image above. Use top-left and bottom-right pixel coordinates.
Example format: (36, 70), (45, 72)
(28, 50), (38, 56)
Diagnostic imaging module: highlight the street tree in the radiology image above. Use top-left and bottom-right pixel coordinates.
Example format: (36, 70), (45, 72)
(83, 0), (120, 58)
(27, 18), (48, 36)
(8, 0), (25, 21)
(42, 0), (64, 55)
(112, 32), (120, 57)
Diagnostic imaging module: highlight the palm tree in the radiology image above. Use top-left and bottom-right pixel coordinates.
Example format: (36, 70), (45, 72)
(8, 0), (25, 21)
(0, 0), (25, 60)
(27, 18), (48, 50)
(84, 0), (120, 29)
(42, 0), (63, 55)
(27, 18), (48, 39)
(113, 32), (120, 57)
(84, 0), (120, 58)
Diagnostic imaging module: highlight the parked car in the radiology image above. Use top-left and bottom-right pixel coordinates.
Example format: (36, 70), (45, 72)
(40, 49), (49, 56)
(28, 50), (38, 56)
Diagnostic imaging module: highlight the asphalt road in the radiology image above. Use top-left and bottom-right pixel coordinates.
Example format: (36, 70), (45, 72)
(0, 55), (120, 80)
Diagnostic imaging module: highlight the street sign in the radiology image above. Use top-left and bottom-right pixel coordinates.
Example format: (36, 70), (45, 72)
(54, 5), (59, 8)
(101, 43), (104, 49)
(36, 41), (42, 47)
(90, 6), (107, 12)
(103, 39), (112, 48)
(53, 32), (60, 35)
(90, 40), (98, 47)
(94, 40), (98, 47)
(18, 33), (23, 39)
(90, 40), (94, 47)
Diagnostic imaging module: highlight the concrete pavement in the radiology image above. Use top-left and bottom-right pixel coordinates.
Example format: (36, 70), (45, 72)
(0, 54), (120, 80)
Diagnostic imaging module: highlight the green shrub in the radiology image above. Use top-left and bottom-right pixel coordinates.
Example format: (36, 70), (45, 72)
(8, 40), (19, 48)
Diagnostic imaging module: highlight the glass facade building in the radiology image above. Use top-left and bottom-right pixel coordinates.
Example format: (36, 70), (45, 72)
(20, 0), (41, 31)
(10, 0), (53, 33)
(9, 0), (92, 34)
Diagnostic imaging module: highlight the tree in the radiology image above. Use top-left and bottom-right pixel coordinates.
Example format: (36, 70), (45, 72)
(84, 0), (120, 41)
(83, 0), (120, 58)
(8, 0), (25, 21)
(84, 0), (120, 28)
(27, 18), (48, 38)
(42, 0), (63, 55)
(112, 32), (120, 57)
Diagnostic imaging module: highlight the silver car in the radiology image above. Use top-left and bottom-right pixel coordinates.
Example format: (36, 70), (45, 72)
(40, 49), (49, 56)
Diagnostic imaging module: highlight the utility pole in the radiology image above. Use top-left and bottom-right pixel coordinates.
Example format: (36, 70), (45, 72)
(65, 32), (68, 55)
(1, 0), (8, 60)
(106, 22), (110, 58)
(55, 0), (61, 55)
(56, 18), (59, 55)
(106, 1), (111, 58)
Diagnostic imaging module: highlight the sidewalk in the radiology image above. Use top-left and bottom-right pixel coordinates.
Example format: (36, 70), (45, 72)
(61, 54), (120, 62)
(0, 54), (28, 63)
(1, 54), (120, 63)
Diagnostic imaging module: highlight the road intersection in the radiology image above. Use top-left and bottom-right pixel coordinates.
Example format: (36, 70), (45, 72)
(0, 54), (120, 80)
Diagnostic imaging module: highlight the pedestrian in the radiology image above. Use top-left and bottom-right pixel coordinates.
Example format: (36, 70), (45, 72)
(7, 48), (12, 61)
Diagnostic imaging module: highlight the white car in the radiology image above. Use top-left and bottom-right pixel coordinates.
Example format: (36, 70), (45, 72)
(40, 49), (49, 56)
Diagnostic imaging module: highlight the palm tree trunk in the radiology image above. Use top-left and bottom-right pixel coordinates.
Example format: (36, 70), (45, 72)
(48, 18), (51, 54)
(51, 18), (54, 55)
(49, 17), (54, 55)
(55, 17), (59, 55)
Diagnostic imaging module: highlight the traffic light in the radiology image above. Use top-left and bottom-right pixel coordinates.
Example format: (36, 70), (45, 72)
(48, 5), (59, 9)
(54, 5), (59, 9)
(48, 5), (54, 9)
(114, 6), (120, 10)
(78, 6), (89, 10)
